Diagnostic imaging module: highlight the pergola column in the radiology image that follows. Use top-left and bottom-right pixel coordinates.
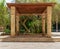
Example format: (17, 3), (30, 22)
(42, 13), (45, 35)
(47, 6), (52, 37)
(11, 6), (16, 36)
(16, 13), (20, 35)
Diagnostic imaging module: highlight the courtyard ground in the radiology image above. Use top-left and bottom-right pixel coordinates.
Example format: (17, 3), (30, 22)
(0, 42), (60, 49)
(0, 32), (60, 49)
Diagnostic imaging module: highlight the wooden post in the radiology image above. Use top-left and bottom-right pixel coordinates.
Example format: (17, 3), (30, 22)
(47, 6), (52, 37)
(11, 6), (16, 36)
(16, 13), (20, 35)
(42, 13), (45, 35)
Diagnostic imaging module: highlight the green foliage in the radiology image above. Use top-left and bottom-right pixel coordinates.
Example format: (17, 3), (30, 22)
(29, 16), (42, 33)
(4, 29), (10, 34)
(30, 20), (42, 33)
(0, 0), (10, 34)
(16, 0), (42, 3)
(0, 0), (9, 26)
(19, 15), (42, 34)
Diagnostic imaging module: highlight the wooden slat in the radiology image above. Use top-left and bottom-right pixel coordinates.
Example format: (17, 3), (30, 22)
(7, 3), (55, 14)
(16, 6), (46, 14)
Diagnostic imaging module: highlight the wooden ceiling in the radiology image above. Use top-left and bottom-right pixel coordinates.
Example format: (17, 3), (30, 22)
(7, 3), (55, 14)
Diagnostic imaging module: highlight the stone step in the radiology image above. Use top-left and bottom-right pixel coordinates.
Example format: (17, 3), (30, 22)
(52, 32), (60, 36)
(52, 32), (60, 38)
(0, 32), (4, 35)
(52, 36), (60, 38)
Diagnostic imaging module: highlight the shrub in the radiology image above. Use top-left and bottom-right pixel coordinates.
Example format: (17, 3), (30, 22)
(4, 29), (10, 35)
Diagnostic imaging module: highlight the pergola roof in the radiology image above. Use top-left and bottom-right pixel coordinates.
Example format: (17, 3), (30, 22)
(7, 3), (55, 14)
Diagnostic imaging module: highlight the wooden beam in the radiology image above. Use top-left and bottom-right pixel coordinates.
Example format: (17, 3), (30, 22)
(11, 6), (16, 36)
(20, 14), (43, 16)
(47, 6), (52, 37)
(7, 3), (56, 8)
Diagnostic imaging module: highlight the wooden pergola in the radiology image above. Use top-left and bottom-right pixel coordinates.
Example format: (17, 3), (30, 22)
(7, 3), (55, 37)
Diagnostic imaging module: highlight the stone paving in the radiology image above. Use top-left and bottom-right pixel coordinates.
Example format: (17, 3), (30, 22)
(0, 32), (60, 49)
(0, 42), (60, 49)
